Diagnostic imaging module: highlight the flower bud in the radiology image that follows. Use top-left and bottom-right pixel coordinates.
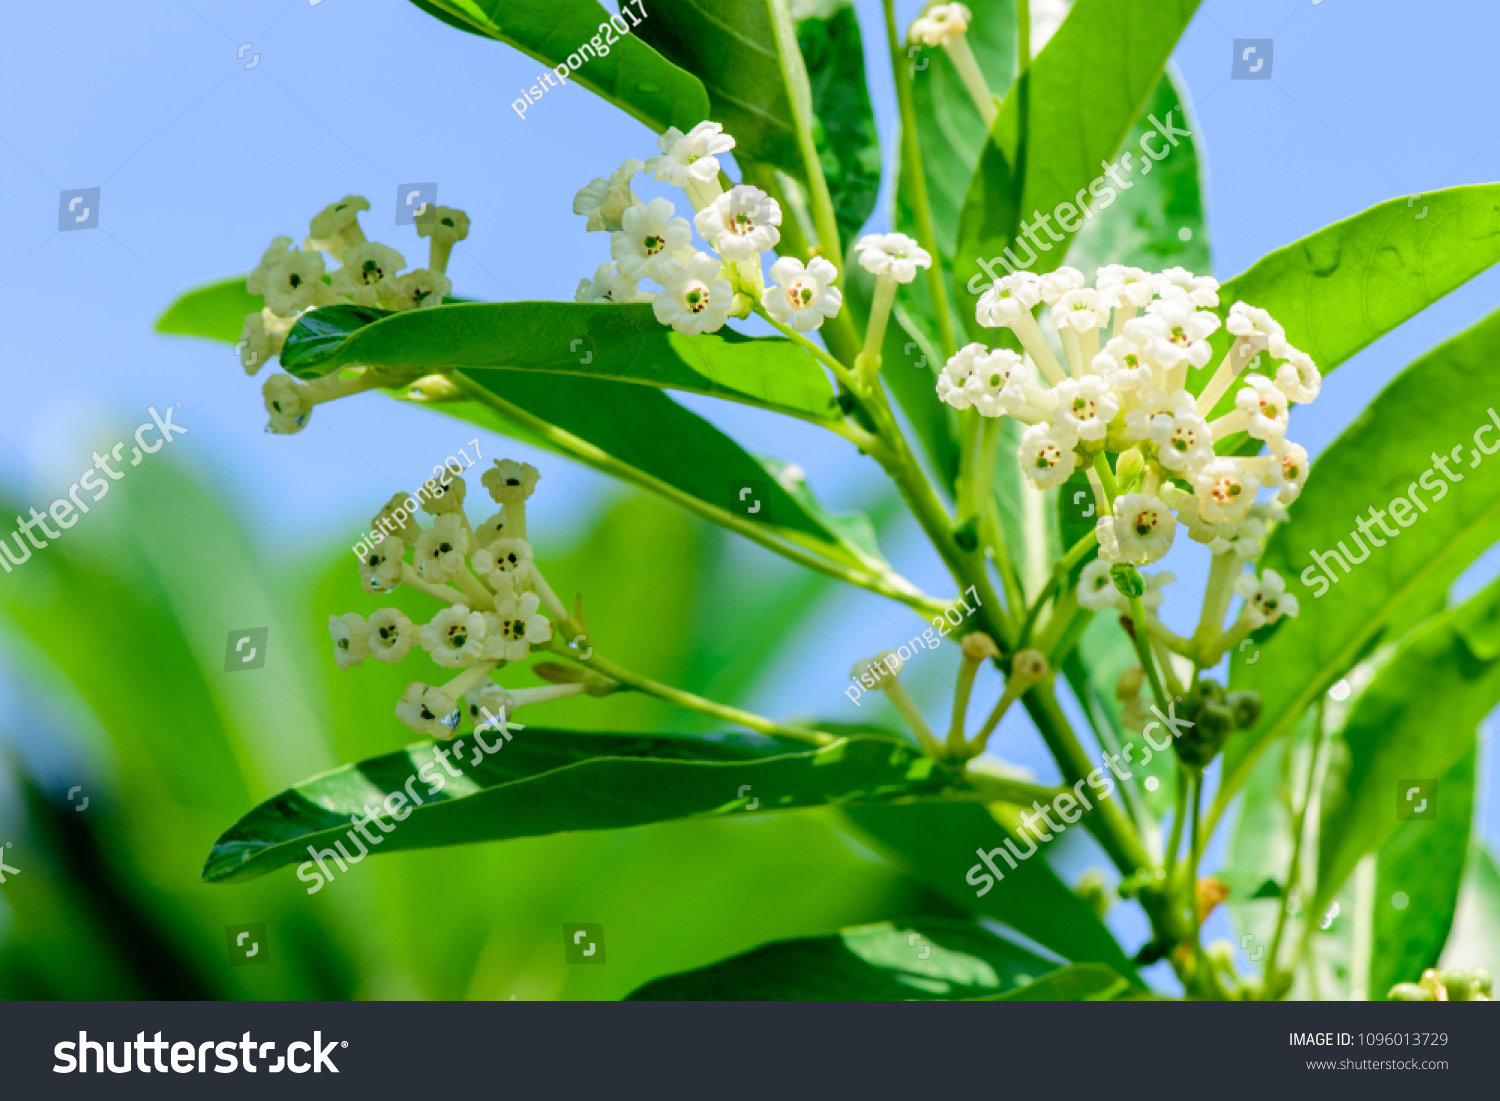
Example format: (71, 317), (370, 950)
(1226, 689), (1263, 730)
(1386, 982), (1432, 1001)
(1008, 649), (1050, 688)
(532, 662), (586, 684)
(960, 631), (999, 663)
(1114, 447), (1145, 489)
(1115, 665), (1144, 701)
(1109, 563), (1146, 598)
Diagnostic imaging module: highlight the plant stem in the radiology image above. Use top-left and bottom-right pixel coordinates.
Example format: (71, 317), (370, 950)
(449, 371), (942, 617)
(943, 35), (998, 128)
(1189, 770), (1206, 972)
(1164, 766), (1187, 884)
(767, 0), (844, 281)
(1016, 528), (1097, 648)
(1092, 451), (1120, 501)
(947, 655), (982, 756)
(754, 307), (866, 397)
(1128, 593), (1171, 715)
(545, 637), (830, 746)
(883, 0), (957, 361)
(1264, 705), (1325, 998)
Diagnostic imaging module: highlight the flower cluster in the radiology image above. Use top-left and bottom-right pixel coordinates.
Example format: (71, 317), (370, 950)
(238, 195), (472, 433)
(570, 120), (845, 336)
(327, 459), (606, 739)
(944, 264), (1318, 561)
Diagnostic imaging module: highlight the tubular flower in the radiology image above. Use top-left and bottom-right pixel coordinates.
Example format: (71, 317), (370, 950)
(1234, 569), (1300, 627)
(644, 121), (736, 188)
(695, 185), (782, 261)
(855, 233), (933, 284)
(572, 158), (644, 233)
(909, 2), (972, 45)
(611, 197), (692, 281)
(651, 252), (734, 335)
(762, 257), (842, 332)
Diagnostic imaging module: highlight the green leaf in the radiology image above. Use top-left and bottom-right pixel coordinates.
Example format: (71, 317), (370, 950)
(845, 802), (1139, 980)
(1221, 308), (1500, 817)
(632, 0), (801, 177)
(277, 301), (842, 425)
(970, 962), (1131, 1001)
(953, 0), (1201, 334)
(795, 0), (881, 253)
(202, 730), (996, 884)
(278, 303), (393, 375)
(1200, 183), (1500, 401)
(1439, 843), (1500, 977)
(1064, 68), (1211, 278)
(451, 368), (872, 565)
(1372, 747), (1475, 998)
(1313, 578), (1499, 913)
(625, 916), (1059, 1000)
(408, 0), (710, 134)
(154, 276), (260, 342)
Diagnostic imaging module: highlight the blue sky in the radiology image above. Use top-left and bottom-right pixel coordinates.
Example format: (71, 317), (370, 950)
(2, 0), (1498, 978)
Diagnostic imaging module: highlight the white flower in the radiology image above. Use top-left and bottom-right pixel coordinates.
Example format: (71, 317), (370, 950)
(855, 233), (932, 284)
(1051, 287), (1109, 332)
(474, 512), (508, 546)
(1214, 515), (1269, 559)
(644, 121), (736, 187)
(695, 186), (782, 261)
(1168, 492), (1225, 546)
(1095, 514), (1123, 564)
(1234, 374), (1290, 440)
(331, 242), (406, 307)
(482, 590), (551, 662)
(385, 268), (451, 311)
(1275, 347), (1322, 404)
(238, 308), (292, 375)
(1141, 570), (1173, 611)
(1143, 296), (1220, 368)
(652, 252), (734, 336)
(612, 197), (692, 281)
(1092, 330), (1156, 392)
(1051, 376), (1118, 441)
(1235, 569), (1299, 627)
(413, 513), (470, 581)
(950, 346), (1037, 417)
(368, 608), (417, 664)
(1146, 391), (1214, 473)
(359, 536), (404, 594)
(328, 612), (369, 670)
(1152, 267), (1220, 309)
(573, 262), (651, 306)
(572, 158), (644, 233)
(1095, 265), (1154, 311)
(1272, 439), (1310, 504)
(1112, 493), (1177, 565)
(1194, 458), (1259, 525)
(413, 206), (471, 246)
(976, 273), (1042, 327)
(471, 537), (535, 588)
(263, 374), (311, 434)
(396, 682), (458, 739)
(1077, 558), (1122, 611)
(762, 256), (842, 332)
(307, 195), (370, 254)
(1225, 301), (1286, 357)
(247, 236), (295, 295)
(909, 2), (971, 45)
(467, 684), (517, 729)
(482, 460), (540, 505)
(421, 604), (487, 669)
(1019, 422), (1078, 489)
(936, 344), (984, 411)
(1038, 266), (1085, 306)
(263, 249), (328, 317)
(852, 649), (903, 687)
